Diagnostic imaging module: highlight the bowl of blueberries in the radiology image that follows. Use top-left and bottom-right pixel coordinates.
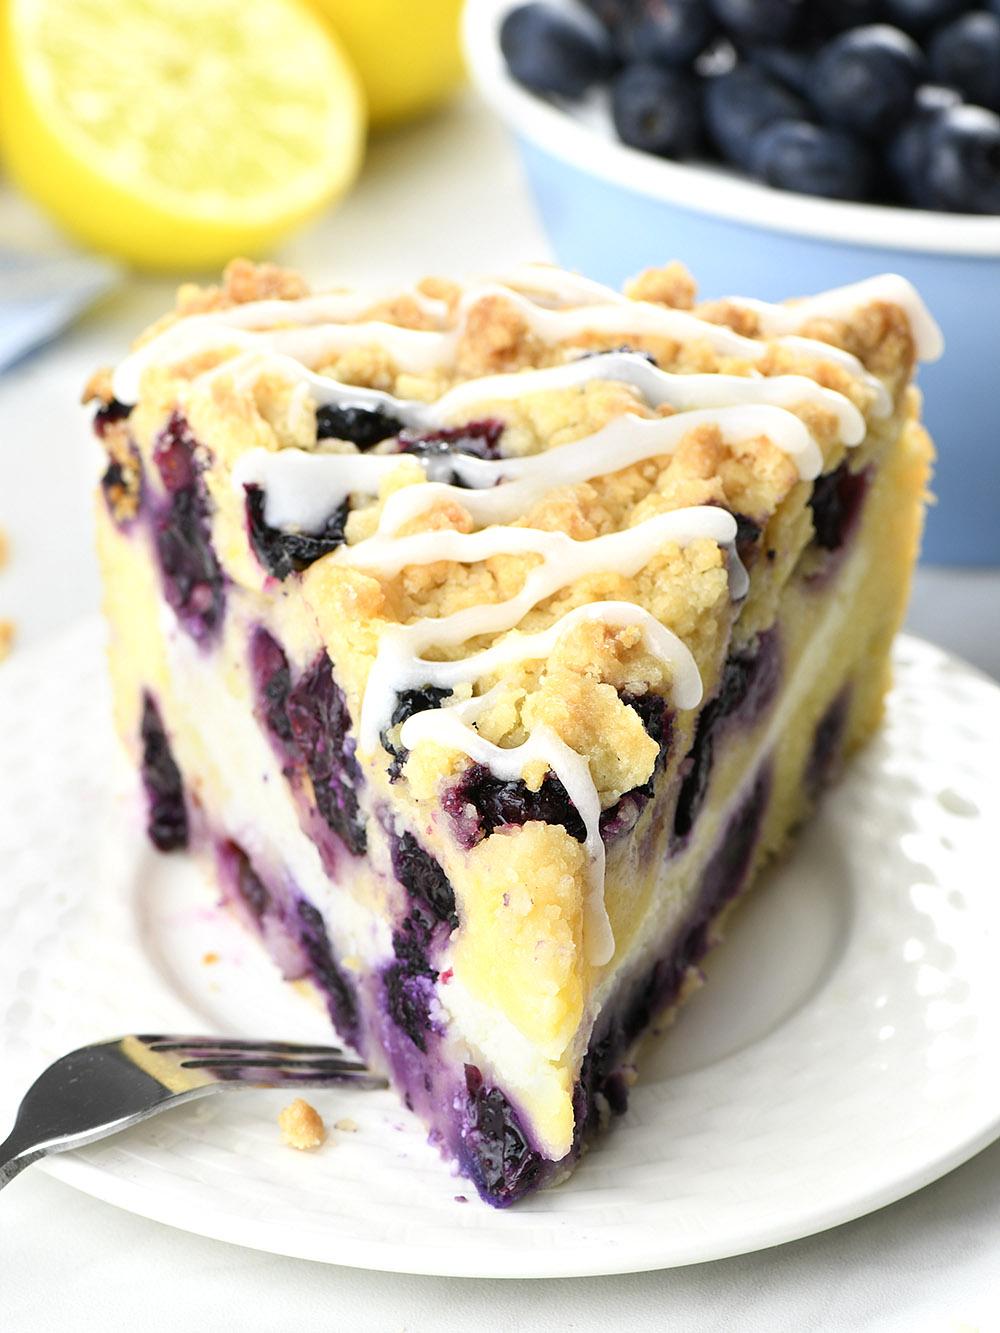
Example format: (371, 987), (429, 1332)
(463, 0), (1000, 563)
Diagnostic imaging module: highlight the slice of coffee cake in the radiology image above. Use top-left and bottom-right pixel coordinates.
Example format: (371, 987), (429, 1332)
(89, 259), (937, 1205)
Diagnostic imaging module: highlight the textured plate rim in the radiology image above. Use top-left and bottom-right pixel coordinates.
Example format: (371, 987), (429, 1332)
(2, 621), (998, 1278)
(36, 1114), (1000, 1277)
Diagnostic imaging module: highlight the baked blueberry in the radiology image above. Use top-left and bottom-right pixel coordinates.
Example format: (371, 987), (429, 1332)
(611, 62), (704, 157)
(245, 485), (348, 579)
(286, 655), (367, 856)
(140, 693), (188, 852)
(500, 3), (615, 99)
(390, 831), (458, 931)
(315, 403), (403, 449)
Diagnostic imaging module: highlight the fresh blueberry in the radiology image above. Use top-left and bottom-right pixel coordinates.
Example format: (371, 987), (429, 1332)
(887, 86), (961, 205)
(500, 3), (615, 99)
(883, 0), (970, 33)
(752, 119), (875, 199)
(140, 694), (188, 852)
(924, 103), (1000, 211)
(709, 0), (803, 45)
(801, 0), (885, 39)
(704, 65), (809, 168)
(615, 0), (718, 67)
(741, 42), (818, 96)
(915, 81), (966, 113)
(245, 485), (348, 580)
(929, 12), (1000, 113)
(611, 62), (704, 157)
(578, 0), (633, 29)
(811, 26), (924, 140)
(315, 403), (403, 449)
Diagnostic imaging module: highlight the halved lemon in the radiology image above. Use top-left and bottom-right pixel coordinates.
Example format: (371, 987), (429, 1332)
(0, 0), (366, 271)
(306, 0), (465, 128)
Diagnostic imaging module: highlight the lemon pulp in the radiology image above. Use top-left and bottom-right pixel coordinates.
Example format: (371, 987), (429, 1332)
(0, 0), (366, 270)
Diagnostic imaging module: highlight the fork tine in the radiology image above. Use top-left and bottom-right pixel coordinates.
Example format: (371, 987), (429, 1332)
(178, 1055), (370, 1073)
(139, 1036), (346, 1057)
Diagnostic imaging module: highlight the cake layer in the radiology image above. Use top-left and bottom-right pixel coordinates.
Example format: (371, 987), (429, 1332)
(90, 260), (935, 1203)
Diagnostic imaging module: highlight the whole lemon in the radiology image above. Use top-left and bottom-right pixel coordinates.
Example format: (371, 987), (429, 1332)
(306, 0), (465, 128)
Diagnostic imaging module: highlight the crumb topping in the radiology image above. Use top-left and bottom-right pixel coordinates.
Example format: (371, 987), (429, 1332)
(278, 1097), (326, 1150)
(96, 258), (934, 978)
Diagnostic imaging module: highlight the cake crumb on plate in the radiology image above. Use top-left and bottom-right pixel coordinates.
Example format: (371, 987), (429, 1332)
(334, 1117), (358, 1133)
(278, 1098), (326, 1150)
(0, 620), (15, 663)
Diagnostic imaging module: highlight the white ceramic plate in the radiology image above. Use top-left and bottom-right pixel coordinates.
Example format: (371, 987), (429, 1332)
(2, 619), (999, 1278)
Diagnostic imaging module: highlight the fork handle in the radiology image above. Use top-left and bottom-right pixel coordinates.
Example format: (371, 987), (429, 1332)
(0, 1127), (48, 1190)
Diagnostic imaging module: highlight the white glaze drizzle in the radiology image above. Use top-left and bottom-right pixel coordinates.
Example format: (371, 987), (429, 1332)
(486, 264), (631, 308)
(118, 265), (942, 965)
(407, 714), (614, 963)
(373, 403), (824, 540)
(724, 274), (944, 364)
(384, 597), (708, 970)
(114, 274), (773, 404)
(231, 345), (862, 535)
(349, 507), (735, 757)
(231, 447), (408, 533)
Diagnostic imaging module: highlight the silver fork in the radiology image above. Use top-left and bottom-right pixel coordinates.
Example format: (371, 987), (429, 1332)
(0, 1034), (387, 1189)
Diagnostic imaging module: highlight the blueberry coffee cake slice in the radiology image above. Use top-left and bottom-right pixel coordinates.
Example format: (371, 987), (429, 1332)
(89, 258), (938, 1206)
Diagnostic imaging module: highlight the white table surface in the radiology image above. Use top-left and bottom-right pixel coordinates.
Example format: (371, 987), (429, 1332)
(1, 94), (999, 1333)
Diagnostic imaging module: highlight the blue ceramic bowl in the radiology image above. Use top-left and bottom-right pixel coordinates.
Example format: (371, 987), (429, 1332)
(464, 0), (1000, 565)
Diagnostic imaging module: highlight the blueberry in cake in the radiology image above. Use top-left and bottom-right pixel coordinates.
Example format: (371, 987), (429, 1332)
(88, 257), (939, 1206)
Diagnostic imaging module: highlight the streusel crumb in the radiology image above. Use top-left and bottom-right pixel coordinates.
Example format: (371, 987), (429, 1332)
(624, 262), (697, 309)
(278, 1098), (326, 1150)
(0, 620), (15, 662)
(81, 367), (115, 407)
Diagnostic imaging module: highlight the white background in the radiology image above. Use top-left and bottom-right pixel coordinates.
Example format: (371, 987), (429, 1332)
(1, 94), (999, 1332)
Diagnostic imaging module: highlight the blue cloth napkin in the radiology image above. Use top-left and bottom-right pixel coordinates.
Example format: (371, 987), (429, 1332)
(0, 249), (120, 372)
